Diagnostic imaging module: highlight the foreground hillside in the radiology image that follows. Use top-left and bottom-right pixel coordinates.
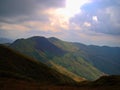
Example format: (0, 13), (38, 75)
(0, 76), (120, 90)
(10, 36), (103, 80)
(0, 45), (76, 84)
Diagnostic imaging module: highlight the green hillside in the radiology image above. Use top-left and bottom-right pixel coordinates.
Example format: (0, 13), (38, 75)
(49, 37), (120, 75)
(49, 38), (104, 80)
(48, 37), (79, 52)
(72, 43), (120, 75)
(10, 36), (103, 80)
(51, 53), (103, 80)
(0, 44), (76, 84)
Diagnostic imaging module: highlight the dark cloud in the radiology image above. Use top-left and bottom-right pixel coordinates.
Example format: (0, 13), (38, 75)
(94, 6), (120, 35)
(0, 0), (36, 17)
(0, 0), (65, 18)
(70, 0), (120, 35)
(0, 0), (65, 27)
(36, 0), (65, 9)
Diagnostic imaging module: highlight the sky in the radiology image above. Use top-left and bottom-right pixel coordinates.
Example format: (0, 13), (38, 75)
(0, 0), (120, 47)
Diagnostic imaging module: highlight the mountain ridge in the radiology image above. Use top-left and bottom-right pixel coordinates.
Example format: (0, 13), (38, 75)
(10, 36), (104, 80)
(48, 36), (120, 75)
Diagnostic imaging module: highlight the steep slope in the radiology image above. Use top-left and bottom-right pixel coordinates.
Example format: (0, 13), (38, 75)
(49, 37), (120, 75)
(49, 61), (86, 82)
(0, 44), (76, 84)
(49, 37), (79, 52)
(51, 53), (103, 80)
(10, 36), (103, 81)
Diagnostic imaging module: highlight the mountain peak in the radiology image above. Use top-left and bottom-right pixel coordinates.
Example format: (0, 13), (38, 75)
(49, 37), (60, 41)
(11, 36), (66, 58)
(28, 36), (46, 40)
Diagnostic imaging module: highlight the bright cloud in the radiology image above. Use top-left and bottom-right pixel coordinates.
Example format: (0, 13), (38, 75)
(84, 22), (91, 27)
(92, 16), (98, 22)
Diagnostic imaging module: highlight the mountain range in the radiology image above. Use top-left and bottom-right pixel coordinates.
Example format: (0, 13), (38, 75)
(10, 36), (105, 80)
(7, 36), (120, 81)
(0, 44), (120, 90)
(49, 37), (120, 75)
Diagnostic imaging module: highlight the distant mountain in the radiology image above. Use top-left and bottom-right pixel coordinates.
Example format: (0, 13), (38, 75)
(49, 37), (120, 75)
(0, 44), (76, 85)
(0, 38), (13, 44)
(74, 44), (120, 75)
(10, 36), (103, 81)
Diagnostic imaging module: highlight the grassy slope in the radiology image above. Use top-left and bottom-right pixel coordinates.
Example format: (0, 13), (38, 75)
(9, 38), (85, 82)
(10, 36), (103, 81)
(49, 37), (103, 80)
(49, 61), (86, 82)
(51, 53), (103, 80)
(49, 37), (120, 75)
(0, 45), (76, 84)
(48, 37), (79, 52)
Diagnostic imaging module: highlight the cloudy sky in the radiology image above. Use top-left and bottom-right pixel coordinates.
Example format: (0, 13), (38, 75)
(0, 0), (120, 47)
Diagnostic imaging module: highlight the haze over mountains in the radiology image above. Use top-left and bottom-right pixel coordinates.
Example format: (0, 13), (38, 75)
(0, 38), (13, 44)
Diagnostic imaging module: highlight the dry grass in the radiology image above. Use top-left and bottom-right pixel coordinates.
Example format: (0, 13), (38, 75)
(0, 78), (120, 90)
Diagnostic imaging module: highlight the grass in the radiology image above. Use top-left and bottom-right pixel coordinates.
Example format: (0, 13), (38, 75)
(0, 44), (75, 84)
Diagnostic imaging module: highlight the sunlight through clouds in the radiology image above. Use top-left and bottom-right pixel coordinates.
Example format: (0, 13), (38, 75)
(92, 16), (98, 22)
(56, 0), (91, 19)
(84, 22), (91, 27)
(0, 0), (120, 46)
